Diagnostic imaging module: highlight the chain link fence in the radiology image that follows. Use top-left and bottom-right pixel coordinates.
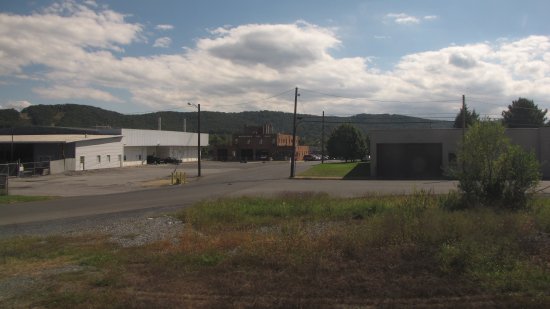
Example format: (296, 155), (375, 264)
(0, 161), (50, 177)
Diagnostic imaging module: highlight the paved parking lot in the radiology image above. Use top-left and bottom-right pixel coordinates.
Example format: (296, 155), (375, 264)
(8, 161), (241, 197)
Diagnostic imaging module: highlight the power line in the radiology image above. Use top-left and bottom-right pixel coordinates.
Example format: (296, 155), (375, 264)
(213, 88), (295, 107)
(299, 88), (459, 104)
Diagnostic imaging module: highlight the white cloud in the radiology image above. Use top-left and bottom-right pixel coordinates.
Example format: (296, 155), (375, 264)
(1, 100), (32, 110)
(33, 85), (124, 103)
(386, 13), (420, 25)
(0, 2), (549, 118)
(153, 37), (172, 48)
(155, 24), (174, 31)
(200, 22), (340, 70)
(0, 1), (142, 75)
(385, 13), (438, 25)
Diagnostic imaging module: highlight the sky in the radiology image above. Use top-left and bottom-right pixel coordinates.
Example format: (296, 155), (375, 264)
(1, 0), (549, 120)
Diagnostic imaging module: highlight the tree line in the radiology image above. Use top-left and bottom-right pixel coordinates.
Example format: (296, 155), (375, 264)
(454, 97), (547, 128)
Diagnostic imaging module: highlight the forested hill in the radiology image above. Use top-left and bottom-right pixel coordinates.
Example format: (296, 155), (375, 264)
(0, 104), (452, 145)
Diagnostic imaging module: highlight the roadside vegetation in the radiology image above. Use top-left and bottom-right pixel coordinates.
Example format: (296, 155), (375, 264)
(2, 192), (550, 307)
(0, 195), (54, 204)
(450, 120), (541, 210)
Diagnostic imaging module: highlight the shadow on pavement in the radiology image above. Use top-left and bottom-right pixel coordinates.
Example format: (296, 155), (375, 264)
(343, 162), (371, 180)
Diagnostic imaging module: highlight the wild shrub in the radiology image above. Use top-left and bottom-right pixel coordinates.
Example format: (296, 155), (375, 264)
(451, 121), (541, 210)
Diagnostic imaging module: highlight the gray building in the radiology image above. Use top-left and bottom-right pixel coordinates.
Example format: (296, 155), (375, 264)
(369, 127), (550, 179)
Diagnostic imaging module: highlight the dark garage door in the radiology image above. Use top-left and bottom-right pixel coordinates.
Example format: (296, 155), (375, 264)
(377, 143), (443, 179)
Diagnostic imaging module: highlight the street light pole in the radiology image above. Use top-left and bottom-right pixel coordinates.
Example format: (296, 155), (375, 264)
(321, 111), (325, 164)
(188, 102), (201, 177)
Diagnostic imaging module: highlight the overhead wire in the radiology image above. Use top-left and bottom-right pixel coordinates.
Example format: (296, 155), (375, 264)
(299, 88), (459, 104)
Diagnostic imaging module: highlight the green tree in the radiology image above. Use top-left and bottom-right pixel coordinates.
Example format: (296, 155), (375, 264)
(502, 98), (547, 128)
(453, 104), (479, 128)
(451, 120), (540, 209)
(326, 124), (367, 162)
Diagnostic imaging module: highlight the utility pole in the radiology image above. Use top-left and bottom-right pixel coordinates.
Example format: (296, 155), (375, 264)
(462, 94), (466, 174)
(321, 111), (325, 164)
(188, 102), (202, 177)
(462, 95), (466, 131)
(10, 127), (14, 162)
(290, 87), (299, 178)
(462, 94), (466, 142)
(197, 104), (201, 177)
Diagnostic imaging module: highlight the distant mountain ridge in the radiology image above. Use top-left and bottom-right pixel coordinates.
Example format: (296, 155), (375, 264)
(0, 103), (452, 146)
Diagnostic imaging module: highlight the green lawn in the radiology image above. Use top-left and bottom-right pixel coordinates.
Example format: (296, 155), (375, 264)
(299, 161), (370, 178)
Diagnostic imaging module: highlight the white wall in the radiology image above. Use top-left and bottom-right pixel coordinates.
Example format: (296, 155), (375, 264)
(121, 129), (207, 163)
(75, 137), (123, 171)
(123, 146), (147, 167)
(121, 129), (208, 147)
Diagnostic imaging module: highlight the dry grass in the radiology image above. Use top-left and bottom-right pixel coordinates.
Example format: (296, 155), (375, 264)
(1, 193), (550, 308)
(140, 178), (172, 187)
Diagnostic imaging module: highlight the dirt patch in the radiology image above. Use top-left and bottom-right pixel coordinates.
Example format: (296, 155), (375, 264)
(140, 178), (172, 187)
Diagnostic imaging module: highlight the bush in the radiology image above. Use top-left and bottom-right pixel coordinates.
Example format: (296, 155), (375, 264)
(451, 121), (541, 210)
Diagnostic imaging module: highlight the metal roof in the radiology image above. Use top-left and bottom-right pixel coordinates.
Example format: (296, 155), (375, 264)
(0, 134), (122, 143)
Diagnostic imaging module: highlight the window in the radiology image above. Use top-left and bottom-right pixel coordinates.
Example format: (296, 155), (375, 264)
(107, 155), (111, 162)
(124, 155), (127, 161)
(97, 155), (101, 163)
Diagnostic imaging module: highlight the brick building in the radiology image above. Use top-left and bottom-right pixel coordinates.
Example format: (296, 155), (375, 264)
(216, 124), (309, 161)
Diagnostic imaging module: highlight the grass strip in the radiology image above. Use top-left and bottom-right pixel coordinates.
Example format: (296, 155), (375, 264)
(299, 162), (361, 177)
(0, 195), (55, 204)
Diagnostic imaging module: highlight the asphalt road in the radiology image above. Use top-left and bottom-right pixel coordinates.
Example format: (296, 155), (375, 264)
(0, 161), (463, 230)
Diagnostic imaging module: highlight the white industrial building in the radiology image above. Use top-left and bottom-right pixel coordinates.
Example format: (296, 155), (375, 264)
(0, 127), (208, 174)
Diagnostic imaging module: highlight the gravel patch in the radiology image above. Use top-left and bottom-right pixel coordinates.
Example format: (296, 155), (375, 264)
(74, 215), (185, 247)
(0, 276), (36, 302)
(0, 209), (186, 248)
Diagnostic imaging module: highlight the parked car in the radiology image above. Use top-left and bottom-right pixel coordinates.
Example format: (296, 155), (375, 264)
(147, 155), (164, 164)
(164, 157), (182, 164)
(303, 154), (318, 161)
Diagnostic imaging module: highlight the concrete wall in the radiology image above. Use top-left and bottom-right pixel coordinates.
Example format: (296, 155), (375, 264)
(75, 137), (123, 171)
(369, 127), (550, 178)
(506, 127), (550, 177)
(50, 158), (76, 174)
